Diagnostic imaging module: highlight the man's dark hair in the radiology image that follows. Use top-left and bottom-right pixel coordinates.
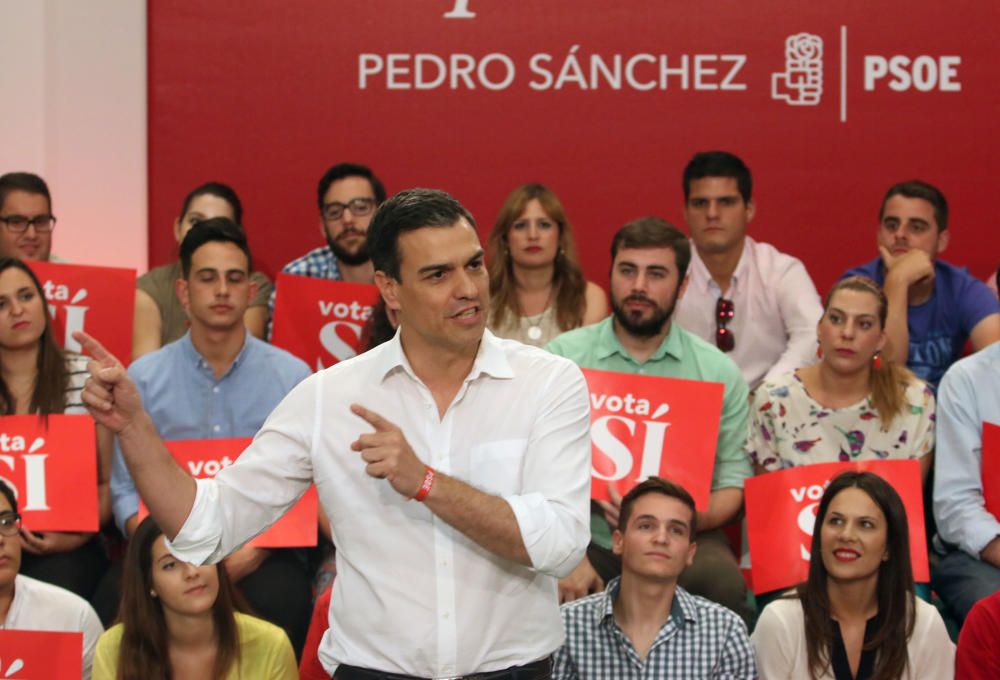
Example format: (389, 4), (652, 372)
(879, 180), (949, 231)
(618, 476), (697, 537)
(0, 172), (52, 213)
(179, 218), (253, 278)
(179, 182), (243, 225)
(316, 163), (387, 211)
(367, 188), (477, 281)
(0, 480), (17, 514)
(610, 216), (691, 281)
(682, 151), (752, 203)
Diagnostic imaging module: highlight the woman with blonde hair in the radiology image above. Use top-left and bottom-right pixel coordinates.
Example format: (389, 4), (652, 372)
(487, 184), (607, 346)
(747, 276), (934, 479)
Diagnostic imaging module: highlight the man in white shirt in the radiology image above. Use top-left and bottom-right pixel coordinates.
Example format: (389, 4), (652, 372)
(78, 188), (592, 679)
(0, 481), (103, 680)
(674, 151), (823, 390)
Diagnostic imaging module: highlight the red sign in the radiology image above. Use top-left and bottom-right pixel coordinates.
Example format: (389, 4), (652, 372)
(0, 630), (83, 679)
(581, 368), (723, 510)
(0, 416), (98, 532)
(26, 261), (136, 366)
(745, 460), (928, 594)
(983, 422), (1000, 520)
(271, 275), (380, 371)
(139, 438), (318, 548)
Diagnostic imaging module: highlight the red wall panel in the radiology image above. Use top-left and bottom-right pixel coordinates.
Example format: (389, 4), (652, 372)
(148, 1), (999, 295)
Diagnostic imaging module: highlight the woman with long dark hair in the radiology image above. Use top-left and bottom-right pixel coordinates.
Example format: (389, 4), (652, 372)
(92, 516), (296, 680)
(752, 472), (953, 679)
(0, 257), (111, 599)
(487, 183), (607, 346)
(132, 182), (273, 359)
(747, 276), (934, 479)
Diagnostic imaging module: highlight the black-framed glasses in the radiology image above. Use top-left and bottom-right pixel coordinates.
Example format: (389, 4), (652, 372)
(0, 512), (21, 537)
(322, 198), (376, 222)
(715, 297), (735, 352)
(0, 214), (57, 234)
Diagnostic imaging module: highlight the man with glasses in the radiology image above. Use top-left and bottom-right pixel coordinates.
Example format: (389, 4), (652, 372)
(673, 151), (823, 391)
(0, 172), (59, 261)
(0, 480), (104, 679)
(546, 217), (752, 623)
(268, 163), (385, 336)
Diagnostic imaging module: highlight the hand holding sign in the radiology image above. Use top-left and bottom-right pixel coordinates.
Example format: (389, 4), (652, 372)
(350, 405), (426, 498)
(73, 330), (145, 433)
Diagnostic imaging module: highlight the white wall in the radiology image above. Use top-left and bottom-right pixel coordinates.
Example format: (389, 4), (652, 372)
(0, 0), (146, 272)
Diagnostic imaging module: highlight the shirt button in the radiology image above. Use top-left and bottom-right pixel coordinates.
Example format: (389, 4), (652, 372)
(213, 425), (221, 433)
(638, 368), (645, 374)
(213, 386), (220, 394)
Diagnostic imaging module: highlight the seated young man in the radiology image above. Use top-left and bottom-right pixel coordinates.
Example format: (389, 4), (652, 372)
(553, 477), (756, 679)
(0, 481), (104, 679)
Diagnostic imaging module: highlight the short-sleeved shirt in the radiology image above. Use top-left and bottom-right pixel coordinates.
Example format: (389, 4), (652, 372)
(137, 260), (273, 346)
(842, 258), (999, 386)
(93, 612), (298, 680)
(546, 318), (751, 548)
(554, 577), (756, 679)
(747, 371), (935, 471)
(1, 574), (104, 680)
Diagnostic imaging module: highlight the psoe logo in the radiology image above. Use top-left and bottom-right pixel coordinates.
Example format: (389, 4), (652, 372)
(772, 33), (823, 106)
(443, 0), (475, 18)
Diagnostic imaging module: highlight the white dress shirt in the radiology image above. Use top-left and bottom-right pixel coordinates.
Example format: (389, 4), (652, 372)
(1, 574), (104, 680)
(166, 329), (592, 678)
(675, 237), (823, 391)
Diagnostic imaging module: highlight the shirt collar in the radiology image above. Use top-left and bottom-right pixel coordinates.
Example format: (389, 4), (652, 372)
(374, 328), (514, 384)
(595, 576), (698, 630)
(594, 317), (684, 364)
(689, 236), (753, 296)
(179, 329), (252, 379)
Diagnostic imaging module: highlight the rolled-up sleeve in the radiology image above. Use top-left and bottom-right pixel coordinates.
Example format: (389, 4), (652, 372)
(166, 374), (319, 564)
(933, 360), (1000, 557)
(764, 260), (823, 383)
(505, 359), (592, 578)
(110, 440), (140, 535)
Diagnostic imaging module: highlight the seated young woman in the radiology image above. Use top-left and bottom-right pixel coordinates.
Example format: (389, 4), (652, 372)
(486, 183), (607, 347)
(747, 276), (934, 480)
(92, 516), (297, 680)
(0, 257), (111, 599)
(752, 471), (954, 680)
(132, 182), (273, 359)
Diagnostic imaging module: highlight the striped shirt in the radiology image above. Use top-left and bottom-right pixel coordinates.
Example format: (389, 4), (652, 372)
(554, 577), (757, 679)
(64, 352), (89, 413)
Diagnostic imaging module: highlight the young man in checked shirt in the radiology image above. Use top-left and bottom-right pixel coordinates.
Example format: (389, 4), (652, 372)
(554, 477), (756, 679)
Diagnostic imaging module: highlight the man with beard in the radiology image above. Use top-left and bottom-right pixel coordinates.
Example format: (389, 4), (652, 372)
(268, 163), (385, 336)
(547, 217), (752, 623)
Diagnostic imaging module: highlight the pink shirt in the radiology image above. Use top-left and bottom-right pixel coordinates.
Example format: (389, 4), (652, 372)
(675, 237), (823, 390)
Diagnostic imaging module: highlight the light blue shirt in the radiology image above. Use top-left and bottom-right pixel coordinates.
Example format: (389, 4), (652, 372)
(110, 332), (311, 533)
(933, 341), (1000, 557)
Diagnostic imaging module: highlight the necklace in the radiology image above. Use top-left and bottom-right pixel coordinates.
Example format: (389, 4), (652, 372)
(524, 285), (556, 342)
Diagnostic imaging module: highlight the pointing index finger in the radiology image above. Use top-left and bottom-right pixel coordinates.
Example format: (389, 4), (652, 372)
(350, 404), (396, 432)
(72, 330), (118, 367)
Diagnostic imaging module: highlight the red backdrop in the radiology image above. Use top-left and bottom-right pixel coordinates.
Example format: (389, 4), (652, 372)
(148, 1), (999, 295)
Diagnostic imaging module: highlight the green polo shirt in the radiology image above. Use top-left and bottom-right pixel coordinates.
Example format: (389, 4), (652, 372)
(547, 316), (751, 548)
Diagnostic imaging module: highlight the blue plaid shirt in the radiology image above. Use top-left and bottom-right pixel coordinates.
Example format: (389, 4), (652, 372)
(267, 245), (343, 339)
(554, 577), (757, 679)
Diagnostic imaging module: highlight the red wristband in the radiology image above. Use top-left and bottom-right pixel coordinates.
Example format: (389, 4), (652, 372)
(412, 466), (435, 502)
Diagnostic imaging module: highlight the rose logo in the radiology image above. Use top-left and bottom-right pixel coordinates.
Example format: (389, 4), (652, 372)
(786, 33), (823, 62)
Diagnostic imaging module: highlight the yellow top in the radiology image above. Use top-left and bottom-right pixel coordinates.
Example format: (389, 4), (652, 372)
(92, 612), (298, 680)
